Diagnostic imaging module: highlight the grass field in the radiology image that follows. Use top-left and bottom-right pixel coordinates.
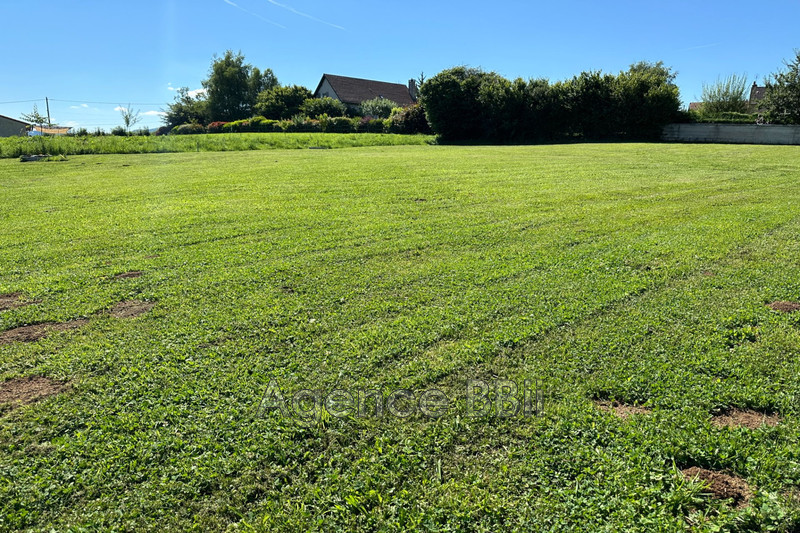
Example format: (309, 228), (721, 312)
(2, 143), (800, 531)
(0, 132), (434, 159)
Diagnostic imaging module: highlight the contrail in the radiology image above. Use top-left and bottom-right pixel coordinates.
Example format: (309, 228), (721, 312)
(678, 42), (722, 52)
(265, 0), (345, 30)
(224, 0), (286, 29)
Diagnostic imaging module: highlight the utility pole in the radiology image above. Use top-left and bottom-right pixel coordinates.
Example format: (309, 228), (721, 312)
(45, 97), (51, 127)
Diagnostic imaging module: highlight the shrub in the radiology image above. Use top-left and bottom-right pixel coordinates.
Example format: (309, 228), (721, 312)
(75, 128), (89, 137)
(172, 123), (206, 135)
(360, 97), (398, 119)
(154, 126), (171, 136)
(301, 97), (347, 118)
(207, 121), (228, 133)
(322, 116), (357, 133)
(111, 126), (128, 136)
(387, 103), (432, 134)
(255, 85), (313, 120)
(356, 117), (385, 133)
(134, 127), (150, 136)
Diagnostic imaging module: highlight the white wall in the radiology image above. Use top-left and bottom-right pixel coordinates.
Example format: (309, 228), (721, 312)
(662, 124), (800, 145)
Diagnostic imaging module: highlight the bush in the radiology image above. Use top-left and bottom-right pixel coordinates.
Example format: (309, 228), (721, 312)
(360, 97), (398, 119)
(356, 117), (385, 133)
(172, 123), (206, 135)
(255, 85), (313, 120)
(75, 128), (89, 137)
(322, 116), (357, 133)
(387, 103), (432, 134)
(111, 126), (128, 136)
(207, 121), (228, 133)
(154, 126), (171, 136)
(301, 97), (347, 118)
(134, 127), (150, 136)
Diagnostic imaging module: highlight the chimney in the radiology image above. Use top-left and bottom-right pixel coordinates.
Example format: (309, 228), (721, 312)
(408, 79), (418, 101)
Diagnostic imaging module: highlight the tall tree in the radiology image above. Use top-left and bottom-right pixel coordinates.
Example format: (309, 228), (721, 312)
(119, 104), (141, 133)
(20, 104), (50, 127)
(163, 88), (209, 128)
(700, 74), (749, 115)
(763, 50), (800, 124)
(203, 50), (278, 122)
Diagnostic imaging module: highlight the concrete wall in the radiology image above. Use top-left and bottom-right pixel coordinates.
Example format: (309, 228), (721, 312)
(662, 123), (800, 145)
(0, 116), (28, 137)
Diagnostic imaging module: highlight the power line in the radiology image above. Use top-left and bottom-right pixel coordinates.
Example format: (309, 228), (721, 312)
(49, 98), (169, 106)
(0, 99), (44, 105)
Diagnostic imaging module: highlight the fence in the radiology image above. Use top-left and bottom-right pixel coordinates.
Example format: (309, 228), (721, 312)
(662, 123), (800, 145)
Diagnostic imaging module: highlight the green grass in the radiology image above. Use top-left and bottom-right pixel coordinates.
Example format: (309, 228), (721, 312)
(0, 132), (435, 158)
(2, 143), (800, 531)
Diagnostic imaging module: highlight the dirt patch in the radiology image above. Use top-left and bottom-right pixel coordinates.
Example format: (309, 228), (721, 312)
(702, 271), (716, 277)
(767, 301), (800, 313)
(413, 198), (427, 202)
(144, 254), (160, 259)
(711, 408), (781, 429)
(0, 293), (28, 311)
(114, 271), (142, 279)
(0, 376), (69, 409)
(0, 320), (88, 345)
(681, 467), (751, 507)
(109, 300), (154, 318)
(595, 400), (651, 419)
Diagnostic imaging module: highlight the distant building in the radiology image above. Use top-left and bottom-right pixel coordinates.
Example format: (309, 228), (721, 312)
(748, 82), (767, 114)
(688, 102), (703, 112)
(29, 125), (72, 136)
(0, 114), (29, 137)
(313, 74), (418, 109)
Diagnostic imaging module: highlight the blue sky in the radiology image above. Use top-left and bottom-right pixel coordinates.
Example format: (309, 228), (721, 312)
(2, 0), (798, 131)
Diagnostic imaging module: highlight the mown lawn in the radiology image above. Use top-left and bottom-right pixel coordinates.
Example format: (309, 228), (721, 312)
(2, 143), (800, 531)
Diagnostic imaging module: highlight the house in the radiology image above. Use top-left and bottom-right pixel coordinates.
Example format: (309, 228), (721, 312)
(29, 125), (72, 136)
(313, 74), (418, 109)
(0, 114), (30, 137)
(748, 82), (767, 113)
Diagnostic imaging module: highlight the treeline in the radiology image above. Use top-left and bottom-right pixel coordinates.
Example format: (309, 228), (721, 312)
(419, 62), (682, 142)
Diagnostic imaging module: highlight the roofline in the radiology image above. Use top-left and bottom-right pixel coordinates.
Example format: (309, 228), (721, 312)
(313, 74), (341, 101)
(0, 114), (30, 126)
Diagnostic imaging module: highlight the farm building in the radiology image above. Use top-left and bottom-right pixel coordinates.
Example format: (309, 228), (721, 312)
(313, 74), (418, 108)
(0, 114), (29, 137)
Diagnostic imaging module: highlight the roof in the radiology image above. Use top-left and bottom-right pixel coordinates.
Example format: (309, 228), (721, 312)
(688, 102), (703, 111)
(749, 84), (767, 103)
(314, 74), (415, 106)
(32, 125), (71, 135)
(0, 114), (29, 126)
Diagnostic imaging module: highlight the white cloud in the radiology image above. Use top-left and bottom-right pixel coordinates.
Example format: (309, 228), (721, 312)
(143, 110), (166, 116)
(188, 88), (207, 98)
(69, 104), (90, 110)
(114, 106), (127, 112)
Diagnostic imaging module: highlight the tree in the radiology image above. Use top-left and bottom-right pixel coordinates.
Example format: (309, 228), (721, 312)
(360, 97), (399, 119)
(763, 50), (800, 124)
(700, 73), (749, 115)
(300, 97), (347, 118)
(119, 104), (141, 133)
(203, 50), (278, 122)
(615, 61), (681, 139)
(20, 104), (50, 128)
(163, 88), (209, 128)
(254, 85), (312, 119)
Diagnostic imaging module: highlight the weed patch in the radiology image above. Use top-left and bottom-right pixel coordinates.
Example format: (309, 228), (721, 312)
(113, 271), (143, 279)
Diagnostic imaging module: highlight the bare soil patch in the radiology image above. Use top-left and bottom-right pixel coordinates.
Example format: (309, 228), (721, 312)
(0, 320), (88, 345)
(114, 271), (142, 279)
(711, 408), (781, 429)
(701, 271), (716, 277)
(681, 467), (751, 507)
(767, 301), (800, 313)
(595, 400), (650, 419)
(0, 376), (68, 409)
(109, 300), (154, 318)
(0, 293), (28, 311)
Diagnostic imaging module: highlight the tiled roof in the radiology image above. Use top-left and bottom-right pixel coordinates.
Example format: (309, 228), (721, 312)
(315, 74), (415, 106)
